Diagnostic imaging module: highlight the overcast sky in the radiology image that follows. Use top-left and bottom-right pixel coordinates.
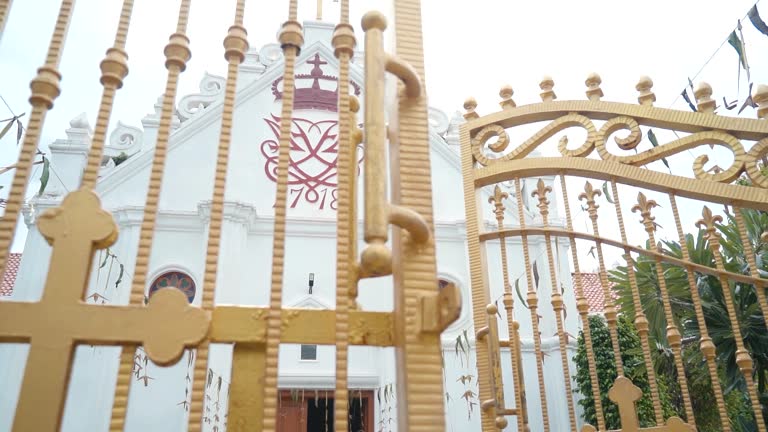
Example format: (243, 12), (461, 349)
(0, 0), (766, 260)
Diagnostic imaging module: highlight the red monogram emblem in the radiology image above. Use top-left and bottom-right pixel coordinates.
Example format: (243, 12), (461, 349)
(260, 114), (363, 210)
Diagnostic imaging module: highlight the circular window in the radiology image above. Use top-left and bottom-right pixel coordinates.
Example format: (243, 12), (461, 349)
(148, 271), (196, 303)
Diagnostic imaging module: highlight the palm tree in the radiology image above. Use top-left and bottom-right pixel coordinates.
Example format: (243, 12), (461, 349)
(607, 208), (768, 431)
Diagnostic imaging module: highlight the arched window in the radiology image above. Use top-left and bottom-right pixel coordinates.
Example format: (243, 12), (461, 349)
(438, 278), (450, 290)
(148, 271), (196, 303)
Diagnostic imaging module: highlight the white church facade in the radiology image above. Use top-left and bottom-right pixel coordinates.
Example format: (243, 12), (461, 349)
(0, 20), (583, 432)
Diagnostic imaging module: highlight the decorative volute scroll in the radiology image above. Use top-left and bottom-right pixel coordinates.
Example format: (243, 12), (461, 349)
(461, 71), (767, 431)
(106, 121), (143, 158)
(176, 72), (227, 122)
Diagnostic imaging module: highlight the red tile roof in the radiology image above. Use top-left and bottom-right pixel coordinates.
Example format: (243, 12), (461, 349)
(573, 272), (617, 314)
(1, 253), (22, 297)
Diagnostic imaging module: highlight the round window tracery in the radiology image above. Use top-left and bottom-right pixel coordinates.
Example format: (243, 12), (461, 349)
(148, 271), (196, 303)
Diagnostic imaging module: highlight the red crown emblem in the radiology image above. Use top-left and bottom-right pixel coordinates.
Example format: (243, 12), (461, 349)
(271, 53), (361, 112)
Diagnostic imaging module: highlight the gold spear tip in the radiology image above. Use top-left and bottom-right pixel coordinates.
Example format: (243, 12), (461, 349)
(636, 76), (653, 91)
(540, 75), (554, 89)
(694, 81), (713, 100)
(361, 11), (387, 31)
(499, 84), (514, 99)
(585, 72), (602, 87)
(463, 97), (477, 111)
(486, 303), (498, 315)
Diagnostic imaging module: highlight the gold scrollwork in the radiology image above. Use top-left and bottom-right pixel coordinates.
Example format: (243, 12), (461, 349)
(471, 113), (597, 165)
(598, 129), (746, 184)
(594, 116), (642, 156)
(469, 111), (765, 187)
(746, 138), (768, 188)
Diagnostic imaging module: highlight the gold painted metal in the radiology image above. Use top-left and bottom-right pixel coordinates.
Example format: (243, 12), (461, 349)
(110, 1), (193, 428)
(476, 301), (509, 430)
(581, 377), (692, 432)
(209, 308), (394, 346)
(631, 192), (695, 426)
(532, 179), (578, 431)
(482, 226), (768, 286)
(188, 1), (248, 430)
(611, 181), (664, 425)
(488, 184), (528, 432)
(0, 0), (11, 42)
(359, 11), (431, 279)
(7, 2), (768, 431)
(259, 1), (303, 429)
(559, 175), (607, 430)
(0, 190), (208, 431)
(2, 0), (458, 430)
(669, 193), (731, 431)
(389, 1), (457, 429)
(462, 75), (768, 431)
(76, 1), (138, 427)
(513, 177), (550, 432)
(332, 1), (356, 429)
(580, 181), (625, 377)
(0, 0), (74, 302)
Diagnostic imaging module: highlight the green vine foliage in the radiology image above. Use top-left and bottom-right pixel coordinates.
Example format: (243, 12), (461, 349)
(574, 314), (677, 429)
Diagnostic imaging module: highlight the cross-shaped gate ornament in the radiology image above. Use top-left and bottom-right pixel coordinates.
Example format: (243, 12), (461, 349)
(581, 377), (693, 432)
(0, 189), (209, 432)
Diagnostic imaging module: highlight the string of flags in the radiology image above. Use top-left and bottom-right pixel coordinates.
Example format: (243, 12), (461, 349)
(679, 1), (766, 114)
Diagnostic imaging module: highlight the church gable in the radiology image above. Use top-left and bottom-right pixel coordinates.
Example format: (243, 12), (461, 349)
(83, 22), (507, 225)
(93, 39), (365, 218)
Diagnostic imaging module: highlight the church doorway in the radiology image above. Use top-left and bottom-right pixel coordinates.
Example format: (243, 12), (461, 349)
(277, 390), (374, 431)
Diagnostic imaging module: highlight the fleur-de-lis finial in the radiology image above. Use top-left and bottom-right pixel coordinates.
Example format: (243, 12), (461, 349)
(578, 181), (601, 214)
(696, 206), (723, 239)
(631, 192), (659, 231)
(531, 179), (552, 215)
(488, 185), (508, 220)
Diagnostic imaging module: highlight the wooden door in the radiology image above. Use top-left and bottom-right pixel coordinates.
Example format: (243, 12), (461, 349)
(278, 393), (306, 432)
(276, 390), (374, 432)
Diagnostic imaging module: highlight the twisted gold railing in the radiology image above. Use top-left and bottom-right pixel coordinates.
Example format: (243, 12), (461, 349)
(110, 0), (193, 428)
